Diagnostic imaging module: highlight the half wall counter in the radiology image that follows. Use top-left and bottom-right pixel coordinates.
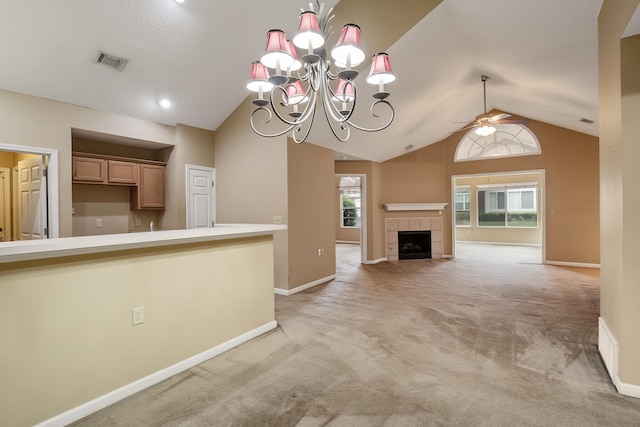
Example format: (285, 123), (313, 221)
(0, 224), (286, 427)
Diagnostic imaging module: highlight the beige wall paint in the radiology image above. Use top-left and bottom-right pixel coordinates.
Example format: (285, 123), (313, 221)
(161, 124), (215, 230)
(0, 88), (212, 237)
(620, 32), (640, 387)
(214, 98), (289, 289)
(72, 184), (160, 235)
(0, 236), (276, 426)
(454, 173), (543, 245)
(380, 120), (599, 263)
(599, 0), (640, 389)
(288, 140), (336, 289)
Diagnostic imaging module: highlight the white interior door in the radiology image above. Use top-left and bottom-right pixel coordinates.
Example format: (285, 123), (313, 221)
(0, 167), (10, 242)
(186, 165), (216, 229)
(18, 156), (48, 240)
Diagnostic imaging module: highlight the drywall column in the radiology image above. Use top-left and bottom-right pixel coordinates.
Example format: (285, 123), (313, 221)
(598, 0), (640, 394)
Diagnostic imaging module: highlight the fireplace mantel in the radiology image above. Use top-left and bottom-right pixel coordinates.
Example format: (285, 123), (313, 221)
(383, 203), (448, 212)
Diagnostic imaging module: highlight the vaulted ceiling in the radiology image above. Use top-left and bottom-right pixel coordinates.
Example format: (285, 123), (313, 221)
(1, 0), (638, 162)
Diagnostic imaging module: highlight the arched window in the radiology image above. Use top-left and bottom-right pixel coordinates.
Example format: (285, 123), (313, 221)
(454, 124), (541, 162)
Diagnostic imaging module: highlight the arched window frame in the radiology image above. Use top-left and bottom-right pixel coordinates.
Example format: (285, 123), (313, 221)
(454, 124), (541, 162)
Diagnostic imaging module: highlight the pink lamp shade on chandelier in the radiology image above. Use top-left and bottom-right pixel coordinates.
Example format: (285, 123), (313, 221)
(293, 11), (325, 50)
(333, 79), (355, 102)
(366, 53), (396, 85)
(261, 29), (295, 70)
(331, 24), (365, 68)
(246, 61), (274, 93)
(286, 80), (309, 105)
(286, 41), (303, 72)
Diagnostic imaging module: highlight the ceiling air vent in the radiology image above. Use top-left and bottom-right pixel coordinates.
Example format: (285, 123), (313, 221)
(579, 117), (595, 125)
(96, 50), (128, 71)
(404, 144), (414, 151)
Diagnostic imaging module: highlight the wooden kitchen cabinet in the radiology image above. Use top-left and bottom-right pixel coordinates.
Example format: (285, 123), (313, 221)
(72, 156), (107, 183)
(107, 160), (139, 185)
(73, 152), (166, 210)
(131, 164), (166, 209)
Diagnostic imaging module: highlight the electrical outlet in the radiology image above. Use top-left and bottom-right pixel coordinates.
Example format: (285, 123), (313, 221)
(273, 216), (282, 224)
(135, 218), (141, 226)
(132, 306), (144, 326)
(317, 249), (322, 256)
(96, 218), (103, 228)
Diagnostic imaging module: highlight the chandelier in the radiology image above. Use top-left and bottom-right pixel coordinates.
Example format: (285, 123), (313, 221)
(246, 1), (396, 143)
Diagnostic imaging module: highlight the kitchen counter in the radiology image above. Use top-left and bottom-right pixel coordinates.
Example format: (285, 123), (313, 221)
(1, 223), (285, 426)
(0, 223), (287, 264)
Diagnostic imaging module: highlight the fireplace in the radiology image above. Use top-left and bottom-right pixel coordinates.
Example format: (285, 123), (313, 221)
(398, 231), (431, 260)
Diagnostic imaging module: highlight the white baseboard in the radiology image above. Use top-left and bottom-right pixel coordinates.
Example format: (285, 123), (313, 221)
(443, 254), (453, 259)
(363, 257), (387, 264)
(545, 260), (600, 269)
(36, 321), (278, 427)
(598, 317), (640, 398)
(274, 274), (336, 296)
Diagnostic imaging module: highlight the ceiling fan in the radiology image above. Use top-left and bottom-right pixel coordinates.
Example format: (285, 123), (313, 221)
(457, 75), (528, 136)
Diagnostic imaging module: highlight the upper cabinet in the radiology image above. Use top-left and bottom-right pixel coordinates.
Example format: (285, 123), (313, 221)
(107, 160), (139, 185)
(72, 152), (166, 210)
(131, 164), (165, 209)
(72, 156), (107, 183)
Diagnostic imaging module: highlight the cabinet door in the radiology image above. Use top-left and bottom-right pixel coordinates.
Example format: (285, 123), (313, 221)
(108, 160), (138, 185)
(72, 157), (107, 183)
(132, 164), (165, 209)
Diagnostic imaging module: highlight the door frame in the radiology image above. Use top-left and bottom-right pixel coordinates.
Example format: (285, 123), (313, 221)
(451, 169), (546, 262)
(0, 167), (11, 241)
(336, 173), (367, 263)
(0, 143), (59, 238)
(185, 164), (216, 229)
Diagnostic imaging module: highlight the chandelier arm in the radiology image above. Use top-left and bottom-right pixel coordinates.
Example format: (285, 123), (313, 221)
(346, 100), (396, 133)
(268, 85), (318, 128)
(320, 83), (352, 142)
(321, 77), (352, 123)
(249, 107), (296, 138)
(291, 93), (319, 144)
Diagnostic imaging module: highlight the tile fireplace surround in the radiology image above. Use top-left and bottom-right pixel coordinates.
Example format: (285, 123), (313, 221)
(386, 217), (443, 261)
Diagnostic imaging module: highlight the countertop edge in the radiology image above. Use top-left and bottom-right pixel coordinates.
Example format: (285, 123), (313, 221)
(0, 224), (287, 264)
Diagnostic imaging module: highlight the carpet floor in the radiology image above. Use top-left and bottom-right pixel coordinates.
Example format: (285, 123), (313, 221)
(72, 243), (640, 426)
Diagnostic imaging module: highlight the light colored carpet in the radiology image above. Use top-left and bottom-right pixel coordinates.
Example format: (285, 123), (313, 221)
(73, 243), (640, 426)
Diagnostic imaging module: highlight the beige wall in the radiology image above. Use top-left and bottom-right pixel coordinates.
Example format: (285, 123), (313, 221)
(599, 0), (640, 388)
(379, 119), (599, 263)
(288, 140), (336, 289)
(0, 236), (276, 426)
(0, 88), (216, 237)
(214, 98), (289, 289)
(454, 173), (543, 245)
(72, 184), (160, 235)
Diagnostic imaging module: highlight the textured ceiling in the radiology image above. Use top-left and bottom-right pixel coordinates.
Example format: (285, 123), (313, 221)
(0, 0), (628, 162)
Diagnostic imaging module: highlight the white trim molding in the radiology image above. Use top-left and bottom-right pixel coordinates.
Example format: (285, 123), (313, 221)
(545, 260), (600, 269)
(35, 321), (278, 427)
(598, 317), (640, 398)
(363, 257), (387, 264)
(274, 274), (336, 296)
(383, 203), (448, 212)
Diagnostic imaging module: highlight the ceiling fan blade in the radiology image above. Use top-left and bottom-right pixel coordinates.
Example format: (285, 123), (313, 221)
(490, 113), (511, 122)
(495, 118), (529, 125)
(449, 123), (479, 135)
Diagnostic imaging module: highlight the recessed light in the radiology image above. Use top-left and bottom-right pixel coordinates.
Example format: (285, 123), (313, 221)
(159, 98), (172, 109)
(174, 0), (185, 3)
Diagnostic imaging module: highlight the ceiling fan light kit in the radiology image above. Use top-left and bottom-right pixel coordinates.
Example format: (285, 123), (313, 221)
(459, 75), (528, 137)
(246, 1), (397, 143)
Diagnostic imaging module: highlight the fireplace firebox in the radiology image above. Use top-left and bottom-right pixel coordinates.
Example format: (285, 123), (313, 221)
(398, 230), (432, 260)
